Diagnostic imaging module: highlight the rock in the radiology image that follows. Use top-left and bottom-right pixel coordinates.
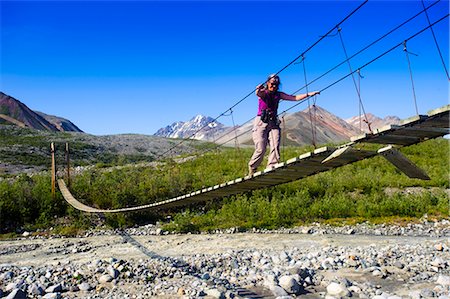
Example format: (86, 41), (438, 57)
(269, 285), (289, 297)
(278, 275), (302, 295)
(326, 282), (350, 297)
(45, 284), (62, 293)
(78, 282), (93, 291)
(107, 265), (119, 279)
(409, 290), (422, 299)
(302, 227), (313, 234)
(98, 274), (113, 284)
(43, 293), (61, 299)
(434, 243), (444, 251)
(206, 288), (225, 299)
(431, 257), (446, 268)
(201, 273), (210, 280)
(5, 289), (26, 299)
(5, 282), (19, 292)
(29, 284), (45, 295)
(436, 275), (450, 286)
(421, 289), (435, 297)
(0, 271), (14, 281)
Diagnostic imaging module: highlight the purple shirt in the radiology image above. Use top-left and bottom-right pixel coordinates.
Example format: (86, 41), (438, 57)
(257, 90), (281, 116)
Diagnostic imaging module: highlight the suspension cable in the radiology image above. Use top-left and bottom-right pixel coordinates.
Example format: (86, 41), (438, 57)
(337, 27), (372, 133)
(421, 0), (450, 80)
(279, 13), (449, 117)
(159, 10), (449, 166)
(403, 41), (420, 115)
(213, 1), (442, 150)
(291, 0), (441, 95)
(154, 0), (369, 161)
(203, 12), (449, 157)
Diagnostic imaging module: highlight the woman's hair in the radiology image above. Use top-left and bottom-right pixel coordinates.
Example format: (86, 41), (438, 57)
(267, 74), (280, 84)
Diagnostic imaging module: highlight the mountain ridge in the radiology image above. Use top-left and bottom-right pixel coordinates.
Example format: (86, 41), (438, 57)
(0, 92), (83, 133)
(154, 106), (400, 146)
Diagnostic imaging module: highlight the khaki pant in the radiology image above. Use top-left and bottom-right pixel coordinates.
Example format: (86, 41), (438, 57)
(248, 116), (280, 172)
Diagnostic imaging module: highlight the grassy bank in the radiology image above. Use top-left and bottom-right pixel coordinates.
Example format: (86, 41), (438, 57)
(0, 138), (448, 235)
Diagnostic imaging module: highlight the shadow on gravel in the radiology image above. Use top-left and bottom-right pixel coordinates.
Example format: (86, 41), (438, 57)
(118, 230), (267, 298)
(118, 230), (164, 260)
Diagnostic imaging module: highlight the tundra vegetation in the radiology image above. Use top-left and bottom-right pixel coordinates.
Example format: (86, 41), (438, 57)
(0, 124), (448, 236)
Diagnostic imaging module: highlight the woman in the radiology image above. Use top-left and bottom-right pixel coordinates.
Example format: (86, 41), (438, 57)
(248, 74), (320, 176)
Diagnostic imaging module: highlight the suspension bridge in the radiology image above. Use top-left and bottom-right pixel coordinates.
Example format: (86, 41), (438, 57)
(57, 104), (449, 213)
(56, 1), (449, 213)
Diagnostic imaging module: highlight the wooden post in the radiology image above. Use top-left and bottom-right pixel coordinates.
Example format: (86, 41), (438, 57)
(66, 142), (71, 188)
(51, 142), (56, 199)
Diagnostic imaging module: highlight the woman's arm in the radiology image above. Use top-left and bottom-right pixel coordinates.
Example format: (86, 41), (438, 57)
(280, 91), (320, 101)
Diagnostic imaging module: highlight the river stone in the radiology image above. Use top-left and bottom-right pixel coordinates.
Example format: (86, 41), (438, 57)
(107, 265), (119, 279)
(201, 273), (210, 280)
(205, 288), (224, 299)
(0, 271), (14, 281)
(29, 283), (45, 295)
(327, 282), (350, 297)
(269, 285), (288, 297)
(436, 275), (450, 286)
(45, 284), (62, 293)
(5, 289), (26, 299)
(279, 275), (302, 295)
(78, 282), (93, 291)
(98, 274), (113, 284)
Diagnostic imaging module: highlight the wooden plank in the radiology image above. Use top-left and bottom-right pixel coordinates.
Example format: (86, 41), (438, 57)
(389, 127), (449, 137)
(362, 134), (420, 145)
(378, 146), (430, 180)
(322, 147), (377, 166)
(427, 104), (450, 117)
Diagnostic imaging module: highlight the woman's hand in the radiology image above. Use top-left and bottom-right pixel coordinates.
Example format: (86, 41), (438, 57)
(307, 91), (320, 97)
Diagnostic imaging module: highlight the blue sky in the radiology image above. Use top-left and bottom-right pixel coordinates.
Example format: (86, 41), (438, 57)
(1, 0), (448, 135)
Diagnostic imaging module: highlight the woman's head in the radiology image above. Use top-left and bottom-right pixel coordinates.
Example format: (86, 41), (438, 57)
(266, 74), (280, 92)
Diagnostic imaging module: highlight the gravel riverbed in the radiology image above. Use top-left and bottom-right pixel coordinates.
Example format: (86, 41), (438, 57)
(1, 220), (449, 299)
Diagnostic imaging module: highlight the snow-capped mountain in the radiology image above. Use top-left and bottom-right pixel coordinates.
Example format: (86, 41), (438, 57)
(154, 115), (227, 140)
(345, 113), (400, 133)
(155, 107), (402, 146)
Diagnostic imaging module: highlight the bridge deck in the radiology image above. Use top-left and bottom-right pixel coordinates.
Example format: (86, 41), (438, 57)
(59, 104), (449, 213)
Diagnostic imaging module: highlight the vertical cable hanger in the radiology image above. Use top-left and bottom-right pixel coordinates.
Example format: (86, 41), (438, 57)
(356, 69), (366, 132)
(403, 41), (420, 115)
(230, 109), (241, 170)
(421, 0), (450, 81)
(301, 55), (317, 148)
(281, 113), (286, 162)
(337, 27), (373, 133)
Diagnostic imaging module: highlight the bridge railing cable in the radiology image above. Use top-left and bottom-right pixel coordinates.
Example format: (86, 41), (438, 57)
(153, 0), (369, 161)
(280, 13), (449, 117)
(291, 0), (441, 95)
(203, 1), (444, 151)
(165, 10), (450, 164)
(155, 3), (448, 167)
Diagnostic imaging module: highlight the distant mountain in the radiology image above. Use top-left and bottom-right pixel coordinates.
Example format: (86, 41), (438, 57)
(155, 105), (404, 147)
(155, 106), (365, 147)
(345, 113), (400, 133)
(35, 111), (83, 132)
(154, 115), (227, 140)
(0, 92), (83, 132)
